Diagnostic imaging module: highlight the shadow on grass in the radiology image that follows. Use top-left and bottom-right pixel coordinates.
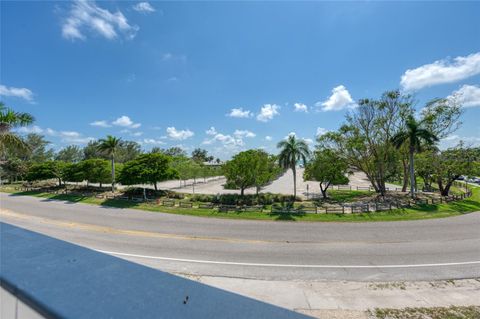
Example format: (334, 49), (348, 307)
(99, 199), (142, 209)
(268, 211), (306, 221)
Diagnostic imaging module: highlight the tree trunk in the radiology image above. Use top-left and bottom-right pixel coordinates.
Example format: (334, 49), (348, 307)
(441, 183), (452, 196)
(154, 182), (158, 191)
(111, 155), (115, 193)
(58, 178), (62, 187)
(320, 183), (327, 199)
(241, 187), (245, 197)
(401, 158), (409, 192)
(409, 147), (415, 199)
(292, 165), (297, 198)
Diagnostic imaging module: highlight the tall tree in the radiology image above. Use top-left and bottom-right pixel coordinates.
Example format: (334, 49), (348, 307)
(223, 150), (257, 196)
(318, 90), (412, 196)
(191, 148), (212, 163)
(26, 161), (66, 186)
(391, 116), (438, 198)
(118, 153), (177, 191)
(21, 134), (54, 163)
(277, 135), (310, 198)
(155, 146), (187, 157)
(97, 135), (121, 192)
(55, 145), (83, 163)
(83, 140), (105, 160)
(433, 144), (479, 196)
(0, 102), (34, 155)
(78, 159), (112, 187)
(115, 141), (142, 163)
(304, 149), (350, 199)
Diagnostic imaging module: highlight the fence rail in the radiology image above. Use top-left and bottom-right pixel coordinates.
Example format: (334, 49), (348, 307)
(15, 185), (473, 215)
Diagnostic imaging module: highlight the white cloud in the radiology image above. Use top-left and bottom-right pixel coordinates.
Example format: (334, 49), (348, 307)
(448, 84), (480, 108)
(166, 127), (194, 140)
(62, 0), (139, 41)
(131, 131), (143, 137)
(233, 129), (256, 138)
(256, 104), (280, 122)
(316, 85), (356, 111)
(17, 126), (93, 144)
(400, 52), (480, 91)
(112, 115), (141, 128)
(161, 53), (186, 64)
(227, 107), (252, 118)
(316, 127), (329, 136)
(132, 2), (155, 13)
(60, 131), (80, 138)
(16, 125), (43, 134)
(304, 138), (314, 145)
(0, 84), (34, 102)
(206, 127), (217, 136)
(265, 136), (273, 141)
(90, 120), (111, 128)
(202, 128), (247, 150)
(142, 138), (165, 145)
(441, 134), (480, 148)
(294, 102), (308, 113)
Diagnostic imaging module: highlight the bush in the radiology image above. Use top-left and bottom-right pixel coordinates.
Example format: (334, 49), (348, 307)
(123, 187), (167, 198)
(188, 192), (300, 205)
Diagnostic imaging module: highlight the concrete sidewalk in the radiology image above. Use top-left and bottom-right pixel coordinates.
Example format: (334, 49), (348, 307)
(182, 275), (480, 318)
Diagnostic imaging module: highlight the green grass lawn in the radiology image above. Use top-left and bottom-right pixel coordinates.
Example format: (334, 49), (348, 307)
(2, 184), (479, 222)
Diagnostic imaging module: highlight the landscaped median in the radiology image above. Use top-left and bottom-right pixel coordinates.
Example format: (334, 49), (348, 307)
(1, 184), (479, 222)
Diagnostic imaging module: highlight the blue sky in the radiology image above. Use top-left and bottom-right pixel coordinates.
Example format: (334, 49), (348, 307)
(2, 1), (480, 158)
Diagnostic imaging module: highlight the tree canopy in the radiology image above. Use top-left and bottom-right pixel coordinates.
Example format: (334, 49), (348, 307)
(118, 153), (178, 191)
(304, 149), (349, 198)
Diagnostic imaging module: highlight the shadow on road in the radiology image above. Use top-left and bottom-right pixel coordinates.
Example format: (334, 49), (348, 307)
(1, 222), (310, 319)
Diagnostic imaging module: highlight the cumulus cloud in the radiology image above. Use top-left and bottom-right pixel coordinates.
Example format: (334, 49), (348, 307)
(132, 2), (155, 13)
(441, 134), (480, 148)
(61, 0), (139, 41)
(202, 128), (249, 150)
(316, 85), (356, 111)
(400, 52), (480, 91)
(234, 130), (256, 138)
(166, 127), (194, 140)
(316, 127), (329, 136)
(112, 115), (141, 128)
(16, 125), (44, 134)
(227, 107), (252, 118)
(448, 84), (480, 108)
(142, 138), (165, 145)
(90, 120), (111, 128)
(0, 84), (34, 102)
(17, 125), (94, 144)
(294, 103), (308, 113)
(265, 136), (273, 141)
(256, 104), (280, 122)
(206, 127), (217, 136)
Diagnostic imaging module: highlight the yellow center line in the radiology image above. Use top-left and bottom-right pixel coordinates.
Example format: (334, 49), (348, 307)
(0, 209), (271, 244)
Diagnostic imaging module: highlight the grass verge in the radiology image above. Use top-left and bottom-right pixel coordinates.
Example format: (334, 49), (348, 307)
(369, 305), (480, 319)
(1, 186), (478, 222)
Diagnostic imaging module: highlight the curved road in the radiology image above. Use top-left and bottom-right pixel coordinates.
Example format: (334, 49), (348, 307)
(1, 193), (479, 281)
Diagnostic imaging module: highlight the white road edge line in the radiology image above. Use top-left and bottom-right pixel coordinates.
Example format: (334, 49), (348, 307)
(96, 250), (480, 269)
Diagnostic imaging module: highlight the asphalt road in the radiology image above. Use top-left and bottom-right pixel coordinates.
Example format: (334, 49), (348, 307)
(1, 193), (479, 281)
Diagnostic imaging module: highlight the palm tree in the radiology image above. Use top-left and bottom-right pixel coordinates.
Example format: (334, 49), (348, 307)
(277, 134), (310, 198)
(0, 102), (34, 154)
(98, 135), (121, 192)
(391, 116), (438, 199)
